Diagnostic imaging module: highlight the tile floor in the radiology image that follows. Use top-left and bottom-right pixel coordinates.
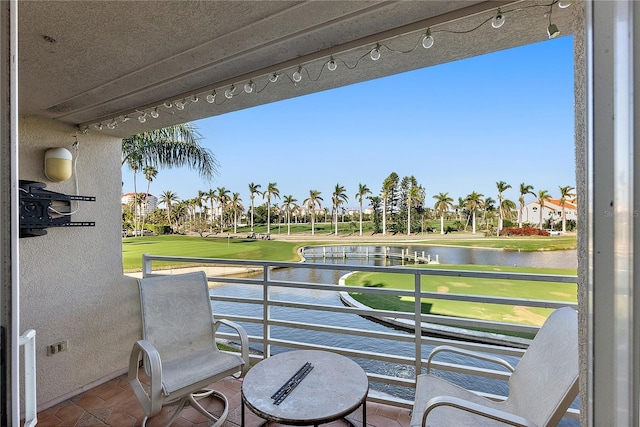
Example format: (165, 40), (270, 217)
(32, 374), (413, 427)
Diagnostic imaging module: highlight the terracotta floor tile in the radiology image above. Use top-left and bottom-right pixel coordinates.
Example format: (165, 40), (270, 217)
(33, 374), (412, 427)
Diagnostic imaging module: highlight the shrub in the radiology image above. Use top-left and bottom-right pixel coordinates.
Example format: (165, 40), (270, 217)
(499, 226), (550, 236)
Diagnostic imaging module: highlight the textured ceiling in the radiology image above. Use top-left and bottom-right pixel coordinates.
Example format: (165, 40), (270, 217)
(18, 1), (578, 137)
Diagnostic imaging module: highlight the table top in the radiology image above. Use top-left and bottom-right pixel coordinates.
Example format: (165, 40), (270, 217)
(242, 350), (369, 425)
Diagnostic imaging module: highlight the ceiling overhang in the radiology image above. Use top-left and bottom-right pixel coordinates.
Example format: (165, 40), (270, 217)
(18, 1), (577, 138)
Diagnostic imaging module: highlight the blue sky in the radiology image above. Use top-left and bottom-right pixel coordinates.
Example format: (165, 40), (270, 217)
(122, 35), (575, 210)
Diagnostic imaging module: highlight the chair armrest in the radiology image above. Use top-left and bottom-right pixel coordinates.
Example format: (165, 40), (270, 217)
(128, 340), (164, 418)
(426, 345), (515, 374)
(422, 395), (539, 427)
(215, 318), (250, 376)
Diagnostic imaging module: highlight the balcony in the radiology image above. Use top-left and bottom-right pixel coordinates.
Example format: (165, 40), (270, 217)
(31, 254), (578, 426)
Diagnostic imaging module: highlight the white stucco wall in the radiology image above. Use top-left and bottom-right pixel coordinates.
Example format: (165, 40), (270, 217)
(18, 116), (140, 408)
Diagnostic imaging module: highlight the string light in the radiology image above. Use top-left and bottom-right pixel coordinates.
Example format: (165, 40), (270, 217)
(492, 9), (505, 28)
(421, 29), (434, 49)
(84, 2), (565, 132)
(224, 85), (236, 99)
(370, 44), (381, 61)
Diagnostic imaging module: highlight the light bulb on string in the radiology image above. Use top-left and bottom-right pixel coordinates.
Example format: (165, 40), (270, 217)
(191, 94), (199, 103)
(269, 72), (279, 83)
(150, 109), (159, 119)
(547, 23), (559, 38)
(492, 9), (505, 28)
(176, 100), (186, 110)
(244, 80), (255, 93)
(327, 58), (337, 71)
(292, 67), (303, 83)
(107, 121), (117, 130)
(122, 115), (131, 122)
(138, 114), (147, 123)
(95, 123), (103, 130)
(206, 91), (217, 103)
(421, 29), (434, 49)
(225, 85), (236, 99)
(370, 44), (381, 61)
(163, 101), (172, 109)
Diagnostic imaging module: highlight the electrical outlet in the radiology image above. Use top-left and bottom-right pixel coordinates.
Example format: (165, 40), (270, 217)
(47, 340), (68, 356)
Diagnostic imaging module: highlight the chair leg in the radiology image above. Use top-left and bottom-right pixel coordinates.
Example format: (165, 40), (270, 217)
(187, 389), (230, 427)
(152, 389), (229, 427)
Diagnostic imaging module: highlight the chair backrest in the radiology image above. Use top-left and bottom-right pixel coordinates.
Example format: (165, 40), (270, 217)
(138, 271), (218, 364)
(505, 306), (579, 426)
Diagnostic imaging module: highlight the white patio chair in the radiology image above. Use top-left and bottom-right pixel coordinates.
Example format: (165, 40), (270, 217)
(128, 271), (249, 427)
(411, 306), (578, 427)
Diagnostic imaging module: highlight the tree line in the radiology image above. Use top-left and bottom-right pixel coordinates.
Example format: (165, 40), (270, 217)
(122, 124), (575, 236)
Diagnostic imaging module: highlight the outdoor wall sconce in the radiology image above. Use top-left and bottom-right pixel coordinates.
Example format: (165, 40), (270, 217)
(44, 147), (73, 182)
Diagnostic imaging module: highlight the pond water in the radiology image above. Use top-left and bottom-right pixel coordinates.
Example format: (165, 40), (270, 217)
(210, 245), (578, 425)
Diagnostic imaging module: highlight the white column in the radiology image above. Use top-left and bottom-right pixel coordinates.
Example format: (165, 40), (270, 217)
(587, 1), (639, 424)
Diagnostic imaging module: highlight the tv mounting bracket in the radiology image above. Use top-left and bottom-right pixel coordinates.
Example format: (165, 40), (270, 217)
(19, 180), (96, 238)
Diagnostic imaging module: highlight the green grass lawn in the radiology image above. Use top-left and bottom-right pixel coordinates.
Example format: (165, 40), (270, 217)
(345, 263), (577, 328)
(122, 235), (303, 271)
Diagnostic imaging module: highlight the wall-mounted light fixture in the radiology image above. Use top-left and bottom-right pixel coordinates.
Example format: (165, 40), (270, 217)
(44, 147), (73, 182)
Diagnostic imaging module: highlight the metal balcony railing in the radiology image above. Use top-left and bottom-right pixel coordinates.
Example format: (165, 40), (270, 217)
(141, 254), (579, 420)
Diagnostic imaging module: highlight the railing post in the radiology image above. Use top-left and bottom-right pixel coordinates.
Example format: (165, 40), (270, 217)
(19, 329), (37, 427)
(414, 271), (422, 381)
(142, 254), (152, 277)
(263, 264), (271, 358)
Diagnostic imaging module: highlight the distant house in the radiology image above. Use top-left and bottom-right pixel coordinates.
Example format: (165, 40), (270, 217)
(521, 199), (577, 228)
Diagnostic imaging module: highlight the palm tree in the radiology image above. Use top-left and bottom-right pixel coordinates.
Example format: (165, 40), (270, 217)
(124, 152), (143, 234)
(173, 201), (188, 231)
(455, 197), (465, 222)
(332, 184), (348, 235)
(159, 190), (179, 231)
(355, 183), (371, 236)
(216, 187), (230, 231)
(433, 192), (453, 235)
(537, 189), (552, 229)
(205, 189), (217, 232)
(465, 191), (484, 234)
(559, 185), (575, 232)
(140, 166), (157, 236)
(264, 182), (280, 235)
(248, 182), (261, 232)
(518, 183), (535, 228)
(121, 124), (217, 180)
(303, 190), (323, 236)
(230, 192), (243, 234)
(482, 196), (496, 231)
(196, 190), (207, 220)
(496, 180), (512, 235)
(283, 195), (297, 235)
